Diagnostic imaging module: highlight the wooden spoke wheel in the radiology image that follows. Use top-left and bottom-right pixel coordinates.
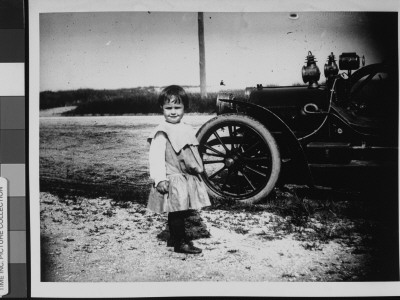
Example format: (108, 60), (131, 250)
(196, 114), (281, 204)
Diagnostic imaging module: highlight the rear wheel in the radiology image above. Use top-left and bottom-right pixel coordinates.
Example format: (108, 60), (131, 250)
(196, 114), (281, 204)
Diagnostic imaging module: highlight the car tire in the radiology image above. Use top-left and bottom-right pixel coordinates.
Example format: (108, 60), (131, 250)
(196, 114), (281, 204)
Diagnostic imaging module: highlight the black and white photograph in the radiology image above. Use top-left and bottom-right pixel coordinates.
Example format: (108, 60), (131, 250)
(29, 0), (400, 297)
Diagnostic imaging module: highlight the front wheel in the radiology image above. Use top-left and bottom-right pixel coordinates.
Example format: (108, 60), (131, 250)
(196, 114), (281, 204)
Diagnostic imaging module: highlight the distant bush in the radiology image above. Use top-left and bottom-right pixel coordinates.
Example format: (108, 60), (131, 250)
(66, 88), (160, 115)
(40, 87), (159, 111)
(40, 89), (95, 109)
(40, 87), (243, 115)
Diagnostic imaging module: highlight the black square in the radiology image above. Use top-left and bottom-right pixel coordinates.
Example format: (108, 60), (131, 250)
(0, 29), (24, 62)
(0, 0), (24, 29)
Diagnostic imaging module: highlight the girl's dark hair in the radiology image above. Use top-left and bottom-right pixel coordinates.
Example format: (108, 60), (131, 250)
(158, 85), (189, 108)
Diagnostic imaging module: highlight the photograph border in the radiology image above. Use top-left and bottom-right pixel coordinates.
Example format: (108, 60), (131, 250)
(29, 0), (400, 297)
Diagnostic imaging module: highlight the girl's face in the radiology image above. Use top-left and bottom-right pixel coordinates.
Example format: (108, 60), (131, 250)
(162, 102), (184, 124)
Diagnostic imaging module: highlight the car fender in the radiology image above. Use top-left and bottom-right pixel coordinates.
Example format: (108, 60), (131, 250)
(217, 98), (314, 186)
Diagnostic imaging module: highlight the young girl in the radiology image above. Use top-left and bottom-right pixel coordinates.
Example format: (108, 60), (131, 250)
(147, 85), (211, 254)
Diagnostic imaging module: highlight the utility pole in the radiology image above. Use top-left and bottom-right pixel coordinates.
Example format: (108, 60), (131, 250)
(198, 12), (207, 97)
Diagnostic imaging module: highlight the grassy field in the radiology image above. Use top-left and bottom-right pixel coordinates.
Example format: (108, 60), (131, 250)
(40, 115), (215, 201)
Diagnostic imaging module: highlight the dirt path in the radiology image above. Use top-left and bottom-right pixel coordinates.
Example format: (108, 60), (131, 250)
(40, 191), (374, 282)
(39, 106), (77, 117)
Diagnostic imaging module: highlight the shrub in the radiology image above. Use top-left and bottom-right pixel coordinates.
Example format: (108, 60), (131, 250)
(40, 87), (237, 115)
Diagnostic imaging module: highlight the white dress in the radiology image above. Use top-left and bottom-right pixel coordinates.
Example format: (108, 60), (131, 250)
(147, 121), (211, 213)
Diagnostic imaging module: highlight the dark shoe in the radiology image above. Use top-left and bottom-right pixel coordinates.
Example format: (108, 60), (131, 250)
(174, 242), (202, 254)
(188, 243), (202, 253)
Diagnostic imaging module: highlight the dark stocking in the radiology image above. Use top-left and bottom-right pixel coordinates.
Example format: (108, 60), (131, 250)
(168, 211), (186, 246)
(168, 210), (202, 254)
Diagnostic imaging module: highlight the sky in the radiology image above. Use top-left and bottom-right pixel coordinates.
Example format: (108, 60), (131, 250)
(40, 11), (397, 91)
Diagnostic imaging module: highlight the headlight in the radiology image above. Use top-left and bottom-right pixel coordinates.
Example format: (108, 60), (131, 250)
(216, 93), (235, 115)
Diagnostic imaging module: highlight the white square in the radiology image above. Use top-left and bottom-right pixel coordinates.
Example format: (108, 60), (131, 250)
(0, 64), (24, 96)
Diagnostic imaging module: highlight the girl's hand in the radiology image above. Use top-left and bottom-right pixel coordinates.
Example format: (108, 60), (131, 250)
(156, 181), (169, 194)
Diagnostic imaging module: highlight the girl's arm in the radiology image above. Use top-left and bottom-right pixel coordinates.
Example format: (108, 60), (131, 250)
(149, 131), (168, 188)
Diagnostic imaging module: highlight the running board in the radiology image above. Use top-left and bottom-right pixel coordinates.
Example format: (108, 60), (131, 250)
(307, 142), (351, 148)
(309, 160), (396, 168)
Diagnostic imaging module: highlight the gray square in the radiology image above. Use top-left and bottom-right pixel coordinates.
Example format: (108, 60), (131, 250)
(0, 164), (25, 197)
(0, 130), (25, 163)
(9, 231), (26, 264)
(0, 97), (25, 129)
(9, 197), (25, 231)
(3, 264), (27, 298)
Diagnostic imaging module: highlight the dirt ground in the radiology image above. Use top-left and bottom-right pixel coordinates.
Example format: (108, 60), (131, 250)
(39, 113), (397, 282)
(40, 186), (394, 283)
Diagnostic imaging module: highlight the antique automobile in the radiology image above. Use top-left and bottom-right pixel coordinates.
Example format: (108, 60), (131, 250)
(196, 51), (398, 203)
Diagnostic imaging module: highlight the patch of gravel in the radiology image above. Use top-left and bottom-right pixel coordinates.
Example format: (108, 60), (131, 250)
(40, 192), (373, 282)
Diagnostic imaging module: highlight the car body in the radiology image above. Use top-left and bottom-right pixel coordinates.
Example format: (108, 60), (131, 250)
(196, 52), (398, 203)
